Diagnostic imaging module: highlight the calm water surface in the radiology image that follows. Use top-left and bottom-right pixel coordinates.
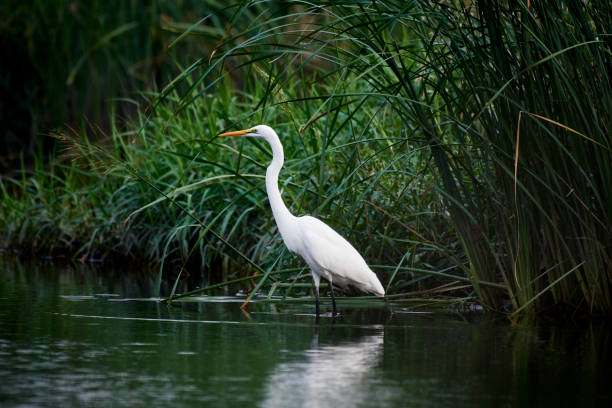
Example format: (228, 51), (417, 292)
(1, 259), (611, 407)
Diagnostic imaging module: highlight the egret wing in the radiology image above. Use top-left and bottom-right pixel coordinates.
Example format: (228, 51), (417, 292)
(298, 216), (375, 291)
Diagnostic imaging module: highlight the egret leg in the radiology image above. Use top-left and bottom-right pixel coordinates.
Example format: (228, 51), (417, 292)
(315, 288), (320, 323)
(329, 283), (337, 317)
(312, 272), (321, 322)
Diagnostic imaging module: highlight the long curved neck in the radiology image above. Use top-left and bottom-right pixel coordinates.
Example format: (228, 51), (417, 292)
(264, 132), (296, 232)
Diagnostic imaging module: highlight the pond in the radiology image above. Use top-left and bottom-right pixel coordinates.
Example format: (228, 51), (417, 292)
(1, 258), (611, 407)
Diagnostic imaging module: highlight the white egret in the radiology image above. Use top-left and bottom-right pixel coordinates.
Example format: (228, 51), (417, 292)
(219, 125), (385, 318)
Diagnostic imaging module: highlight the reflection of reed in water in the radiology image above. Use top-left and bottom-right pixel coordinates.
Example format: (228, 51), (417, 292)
(260, 331), (384, 408)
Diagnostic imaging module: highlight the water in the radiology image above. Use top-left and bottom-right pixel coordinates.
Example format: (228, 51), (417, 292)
(1, 259), (611, 407)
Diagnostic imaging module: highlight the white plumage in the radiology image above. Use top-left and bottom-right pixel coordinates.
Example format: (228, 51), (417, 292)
(219, 125), (385, 317)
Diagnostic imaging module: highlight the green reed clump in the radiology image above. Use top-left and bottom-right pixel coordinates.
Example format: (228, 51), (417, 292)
(411, 0), (612, 315)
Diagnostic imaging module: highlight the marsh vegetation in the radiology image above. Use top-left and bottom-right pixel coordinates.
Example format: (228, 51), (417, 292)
(1, 1), (610, 318)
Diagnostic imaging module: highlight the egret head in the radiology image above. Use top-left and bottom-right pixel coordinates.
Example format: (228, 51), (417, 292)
(218, 124), (284, 163)
(218, 125), (275, 140)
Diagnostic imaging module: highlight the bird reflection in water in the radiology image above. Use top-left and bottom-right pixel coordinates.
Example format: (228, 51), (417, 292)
(261, 329), (384, 407)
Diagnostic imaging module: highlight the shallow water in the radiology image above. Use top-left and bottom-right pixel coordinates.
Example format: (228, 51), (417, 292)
(1, 259), (611, 407)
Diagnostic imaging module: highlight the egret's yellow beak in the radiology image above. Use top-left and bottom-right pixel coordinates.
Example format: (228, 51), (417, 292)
(218, 128), (255, 137)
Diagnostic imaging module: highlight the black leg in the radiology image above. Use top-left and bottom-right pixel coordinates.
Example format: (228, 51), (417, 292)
(315, 286), (320, 323)
(329, 283), (337, 317)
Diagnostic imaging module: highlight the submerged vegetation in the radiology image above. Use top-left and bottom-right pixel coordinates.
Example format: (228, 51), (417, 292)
(1, 1), (610, 317)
